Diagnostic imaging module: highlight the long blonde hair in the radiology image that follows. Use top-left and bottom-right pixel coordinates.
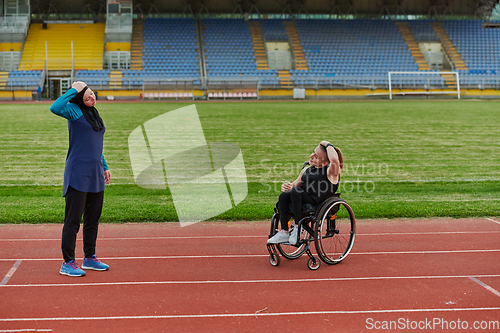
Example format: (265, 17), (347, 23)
(333, 146), (344, 171)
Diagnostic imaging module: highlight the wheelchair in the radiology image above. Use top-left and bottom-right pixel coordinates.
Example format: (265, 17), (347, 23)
(266, 167), (356, 270)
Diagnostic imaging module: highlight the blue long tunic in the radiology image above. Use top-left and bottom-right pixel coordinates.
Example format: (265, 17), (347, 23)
(50, 88), (108, 196)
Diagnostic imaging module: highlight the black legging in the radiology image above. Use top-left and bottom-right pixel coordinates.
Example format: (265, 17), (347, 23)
(278, 186), (316, 230)
(61, 186), (104, 263)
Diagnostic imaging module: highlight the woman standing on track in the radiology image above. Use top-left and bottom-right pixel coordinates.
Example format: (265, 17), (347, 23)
(50, 81), (111, 277)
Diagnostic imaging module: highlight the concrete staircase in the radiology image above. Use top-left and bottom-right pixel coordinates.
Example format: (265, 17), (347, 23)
(248, 21), (269, 70)
(440, 72), (458, 88)
(430, 22), (467, 71)
(396, 22), (430, 71)
(0, 72), (8, 90)
(284, 21), (308, 71)
(109, 70), (122, 88)
(131, 21), (144, 71)
(430, 22), (465, 88)
(277, 70), (293, 88)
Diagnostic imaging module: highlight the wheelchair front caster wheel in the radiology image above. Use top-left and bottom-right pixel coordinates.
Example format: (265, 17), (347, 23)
(307, 257), (321, 270)
(270, 253), (280, 266)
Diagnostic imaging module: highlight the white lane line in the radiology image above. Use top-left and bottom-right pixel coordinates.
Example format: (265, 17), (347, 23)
(485, 218), (500, 225)
(362, 231), (500, 236)
(1, 307), (499, 322)
(1, 248), (499, 262)
(0, 236), (264, 242)
(469, 277), (500, 298)
(0, 328), (52, 333)
(0, 260), (22, 285)
(1, 230), (500, 242)
(353, 249), (500, 255)
(2, 274), (500, 288)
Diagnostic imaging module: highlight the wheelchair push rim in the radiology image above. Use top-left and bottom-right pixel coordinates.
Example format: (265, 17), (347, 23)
(270, 213), (309, 260)
(314, 199), (356, 265)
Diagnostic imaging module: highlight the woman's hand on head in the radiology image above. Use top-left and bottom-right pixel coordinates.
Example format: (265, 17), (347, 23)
(71, 81), (86, 93)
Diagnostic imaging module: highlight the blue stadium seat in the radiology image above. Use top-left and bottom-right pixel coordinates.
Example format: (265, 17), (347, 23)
(142, 18), (200, 79)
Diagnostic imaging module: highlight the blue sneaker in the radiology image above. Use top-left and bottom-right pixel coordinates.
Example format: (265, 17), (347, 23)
(60, 260), (86, 277)
(82, 255), (109, 271)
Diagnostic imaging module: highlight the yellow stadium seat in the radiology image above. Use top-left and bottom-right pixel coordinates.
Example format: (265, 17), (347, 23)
(19, 23), (105, 71)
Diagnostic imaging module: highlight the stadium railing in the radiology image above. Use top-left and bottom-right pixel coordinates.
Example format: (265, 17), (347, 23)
(0, 16), (30, 36)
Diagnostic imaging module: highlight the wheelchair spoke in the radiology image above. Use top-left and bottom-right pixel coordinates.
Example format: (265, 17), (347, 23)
(271, 213), (310, 260)
(315, 200), (356, 265)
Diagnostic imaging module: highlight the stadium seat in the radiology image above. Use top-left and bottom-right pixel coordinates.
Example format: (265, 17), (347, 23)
(142, 18), (200, 79)
(443, 19), (500, 86)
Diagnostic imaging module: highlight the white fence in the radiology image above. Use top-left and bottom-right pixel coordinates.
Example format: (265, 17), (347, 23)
(0, 52), (20, 71)
(104, 51), (130, 70)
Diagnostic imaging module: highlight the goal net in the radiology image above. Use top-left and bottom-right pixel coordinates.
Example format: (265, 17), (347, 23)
(388, 71), (460, 100)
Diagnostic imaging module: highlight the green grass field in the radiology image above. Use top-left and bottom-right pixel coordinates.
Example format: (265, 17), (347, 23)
(2, 100), (500, 223)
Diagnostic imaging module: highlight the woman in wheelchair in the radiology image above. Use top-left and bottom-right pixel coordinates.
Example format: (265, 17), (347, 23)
(267, 141), (343, 245)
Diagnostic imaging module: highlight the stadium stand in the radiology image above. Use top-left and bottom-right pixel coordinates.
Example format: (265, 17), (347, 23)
(125, 18), (201, 99)
(203, 18), (269, 97)
(257, 19), (299, 87)
(248, 21), (269, 70)
(109, 70), (123, 88)
(407, 19), (440, 42)
(203, 18), (257, 78)
(0, 71), (8, 89)
(295, 19), (435, 87)
(284, 21), (308, 71)
(396, 22), (431, 71)
(248, 19), (285, 84)
(130, 21), (143, 71)
(443, 19), (500, 88)
(121, 18), (200, 91)
(7, 69), (42, 86)
(1, 8), (499, 99)
(431, 21), (468, 71)
(0, 69), (43, 99)
(19, 23), (105, 70)
(74, 69), (109, 86)
(140, 18), (199, 78)
(260, 19), (289, 41)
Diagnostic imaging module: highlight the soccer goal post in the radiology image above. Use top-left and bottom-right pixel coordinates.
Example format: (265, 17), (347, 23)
(388, 71), (460, 100)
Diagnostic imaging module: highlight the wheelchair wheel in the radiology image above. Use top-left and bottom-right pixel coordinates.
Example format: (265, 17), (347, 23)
(271, 213), (309, 260)
(269, 253), (280, 266)
(307, 257), (321, 270)
(314, 199), (356, 265)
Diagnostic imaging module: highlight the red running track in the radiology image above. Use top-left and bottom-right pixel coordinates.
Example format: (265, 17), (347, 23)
(0, 218), (499, 332)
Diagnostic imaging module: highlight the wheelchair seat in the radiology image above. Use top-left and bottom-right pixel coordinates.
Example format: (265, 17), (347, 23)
(277, 193), (342, 218)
